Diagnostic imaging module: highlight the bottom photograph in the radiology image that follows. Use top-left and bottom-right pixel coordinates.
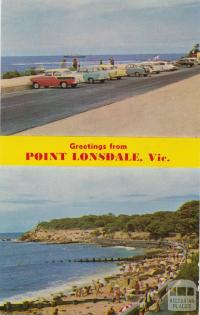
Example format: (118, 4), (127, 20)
(0, 167), (199, 315)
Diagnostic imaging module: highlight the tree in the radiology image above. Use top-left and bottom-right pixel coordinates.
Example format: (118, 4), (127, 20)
(177, 254), (199, 286)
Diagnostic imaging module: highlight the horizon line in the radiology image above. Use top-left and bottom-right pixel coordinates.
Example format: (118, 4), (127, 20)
(1, 52), (185, 58)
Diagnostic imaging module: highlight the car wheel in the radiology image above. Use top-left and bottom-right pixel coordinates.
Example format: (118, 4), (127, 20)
(60, 82), (68, 89)
(100, 80), (105, 83)
(117, 77), (121, 80)
(135, 72), (139, 77)
(33, 82), (40, 89)
(88, 78), (94, 84)
(71, 84), (77, 88)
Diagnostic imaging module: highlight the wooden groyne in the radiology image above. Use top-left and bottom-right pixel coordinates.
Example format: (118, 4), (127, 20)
(42, 249), (165, 265)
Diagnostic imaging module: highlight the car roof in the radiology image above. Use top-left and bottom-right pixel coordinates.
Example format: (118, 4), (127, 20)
(45, 68), (71, 72)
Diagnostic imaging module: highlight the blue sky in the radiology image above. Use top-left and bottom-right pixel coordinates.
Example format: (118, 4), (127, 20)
(0, 167), (199, 232)
(1, 0), (200, 56)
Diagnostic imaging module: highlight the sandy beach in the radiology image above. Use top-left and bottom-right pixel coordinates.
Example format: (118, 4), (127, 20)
(17, 73), (200, 137)
(0, 246), (187, 315)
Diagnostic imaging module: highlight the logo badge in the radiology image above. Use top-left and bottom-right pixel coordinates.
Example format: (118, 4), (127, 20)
(168, 279), (197, 312)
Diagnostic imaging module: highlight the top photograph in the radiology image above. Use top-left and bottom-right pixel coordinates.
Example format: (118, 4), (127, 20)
(1, 0), (200, 137)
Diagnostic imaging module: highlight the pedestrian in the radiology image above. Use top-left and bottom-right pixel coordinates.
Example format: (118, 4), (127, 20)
(110, 57), (114, 65)
(72, 58), (78, 70)
(61, 57), (67, 68)
(135, 280), (140, 295)
(123, 287), (128, 301)
(114, 286), (121, 303)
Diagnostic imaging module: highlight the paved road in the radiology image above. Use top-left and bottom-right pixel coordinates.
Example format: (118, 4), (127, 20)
(1, 66), (200, 135)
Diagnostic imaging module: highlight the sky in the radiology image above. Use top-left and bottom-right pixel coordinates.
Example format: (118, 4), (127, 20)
(0, 167), (199, 232)
(1, 0), (200, 56)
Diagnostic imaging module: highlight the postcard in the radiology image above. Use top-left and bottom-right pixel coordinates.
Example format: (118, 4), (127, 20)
(0, 1), (199, 315)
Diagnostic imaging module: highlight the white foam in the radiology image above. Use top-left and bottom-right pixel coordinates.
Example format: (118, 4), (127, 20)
(111, 246), (136, 251)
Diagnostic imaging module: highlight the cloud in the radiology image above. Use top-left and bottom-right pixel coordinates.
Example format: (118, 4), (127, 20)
(0, 198), (56, 205)
(2, 0), (200, 55)
(121, 193), (149, 198)
(158, 194), (199, 201)
(3, 0), (199, 15)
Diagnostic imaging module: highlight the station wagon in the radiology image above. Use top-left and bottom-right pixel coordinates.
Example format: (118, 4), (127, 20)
(78, 67), (109, 83)
(99, 64), (126, 80)
(31, 70), (79, 89)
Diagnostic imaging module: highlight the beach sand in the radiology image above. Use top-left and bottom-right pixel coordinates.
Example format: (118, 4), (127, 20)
(1, 249), (186, 315)
(17, 73), (200, 137)
(21, 300), (125, 315)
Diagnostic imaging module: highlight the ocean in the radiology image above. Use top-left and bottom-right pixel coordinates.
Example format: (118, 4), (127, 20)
(1, 54), (184, 74)
(0, 233), (144, 303)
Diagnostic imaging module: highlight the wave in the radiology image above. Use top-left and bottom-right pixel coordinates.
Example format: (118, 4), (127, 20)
(111, 246), (135, 251)
(11, 62), (68, 66)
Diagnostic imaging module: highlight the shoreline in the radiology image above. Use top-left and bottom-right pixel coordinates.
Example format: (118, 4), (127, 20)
(0, 243), (186, 315)
(0, 263), (121, 304)
(0, 243), (141, 304)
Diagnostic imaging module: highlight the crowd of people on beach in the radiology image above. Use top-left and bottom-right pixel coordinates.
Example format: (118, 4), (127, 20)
(13, 248), (184, 315)
(68, 248), (184, 315)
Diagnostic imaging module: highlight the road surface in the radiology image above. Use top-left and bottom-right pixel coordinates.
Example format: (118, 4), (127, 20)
(1, 66), (200, 135)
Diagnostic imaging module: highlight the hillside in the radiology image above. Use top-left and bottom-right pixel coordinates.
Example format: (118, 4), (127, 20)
(20, 201), (199, 242)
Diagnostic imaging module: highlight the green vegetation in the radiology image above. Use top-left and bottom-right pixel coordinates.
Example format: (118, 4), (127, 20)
(2, 68), (41, 79)
(37, 201), (199, 239)
(177, 253), (199, 286)
(187, 43), (200, 57)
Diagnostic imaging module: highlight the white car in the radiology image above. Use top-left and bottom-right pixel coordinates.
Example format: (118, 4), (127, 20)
(139, 62), (162, 74)
(155, 61), (178, 71)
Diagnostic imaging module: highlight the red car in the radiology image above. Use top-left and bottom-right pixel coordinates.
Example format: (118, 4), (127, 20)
(31, 70), (78, 89)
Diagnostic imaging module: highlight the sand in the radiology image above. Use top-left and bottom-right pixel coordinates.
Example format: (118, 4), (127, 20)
(25, 301), (125, 315)
(17, 73), (200, 137)
(1, 248), (186, 315)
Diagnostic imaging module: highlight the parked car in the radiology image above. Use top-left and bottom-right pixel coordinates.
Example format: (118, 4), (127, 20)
(125, 64), (148, 77)
(78, 67), (109, 83)
(31, 69), (79, 89)
(139, 62), (162, 74)
(186, 58), (198, 65)
(47, 68), (84, 83)
(99, 64), (126, 80)
(154, 61), (178, 71)
(59, 69), (84, 83)
(176, 58), (195, 67)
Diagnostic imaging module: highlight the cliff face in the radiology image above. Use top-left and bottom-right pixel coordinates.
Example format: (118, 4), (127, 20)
(20, 228), (150, 243)
(20, 228), (94, 243)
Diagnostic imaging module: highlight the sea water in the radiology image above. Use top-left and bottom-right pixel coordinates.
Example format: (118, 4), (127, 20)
(1, 54), (184, 74)
(0, 233), (144, 302)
